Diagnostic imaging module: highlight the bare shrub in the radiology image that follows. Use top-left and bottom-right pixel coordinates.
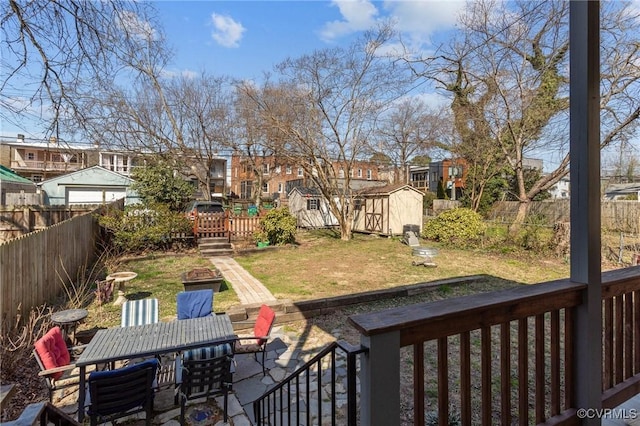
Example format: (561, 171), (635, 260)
(0, 304), (52, 380)
(56, 243), (121, 309)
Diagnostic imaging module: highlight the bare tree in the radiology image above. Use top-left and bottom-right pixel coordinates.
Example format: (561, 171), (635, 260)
(83, 68), (236, 200)
(242, 25), (411, 240)
(2, 0), (159, 138)
(372, 99), (443, 184)
(410, 0), (640, 228)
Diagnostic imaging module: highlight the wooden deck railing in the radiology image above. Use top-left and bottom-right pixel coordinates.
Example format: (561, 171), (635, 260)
(348, 267), (640, 425)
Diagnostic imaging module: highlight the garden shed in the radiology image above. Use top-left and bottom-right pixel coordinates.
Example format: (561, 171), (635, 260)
(353, 183), (424, 236)
(288, 186), (338, 228)
(0, 165), (39, 205)
(40, 165), (140, 206)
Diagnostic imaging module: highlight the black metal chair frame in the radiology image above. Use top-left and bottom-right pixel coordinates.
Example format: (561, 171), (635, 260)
(87, 362), (156, 426)
(177, 353), (233, 424)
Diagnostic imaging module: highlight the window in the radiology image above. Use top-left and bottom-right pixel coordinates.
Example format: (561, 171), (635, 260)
(27, 152), (35, 161)
(275, 165), (281, 174)
(286, 165), (292, 175)
(338, 169), (345, 178)
(298, 167), (303, 177)
(31, 175), (43, 182)
(262, 182), (269, 193)
(354, 199), (363, 210)
(262, 163), (269, 174)
(366, 169), (372, 180)
(357, 169), (362, 178)
(240, 181), (253, 199)
(278, 183), (283, 193)
(307, 199), (319, 210)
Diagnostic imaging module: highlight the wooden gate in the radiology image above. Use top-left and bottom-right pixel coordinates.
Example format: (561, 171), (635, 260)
(194, 211), (230, 241)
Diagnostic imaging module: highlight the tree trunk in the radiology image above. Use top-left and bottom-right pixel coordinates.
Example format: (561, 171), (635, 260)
(509, 200), (530, 235)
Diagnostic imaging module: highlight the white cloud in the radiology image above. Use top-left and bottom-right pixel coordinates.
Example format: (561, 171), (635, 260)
(210, 13), (245, 48)
(319, 0), (379, 41)
(161, 69), (199, 80)
(383, 1), (463, 35)
(117, 11), (157, 41)
(319, 0), (465, 50)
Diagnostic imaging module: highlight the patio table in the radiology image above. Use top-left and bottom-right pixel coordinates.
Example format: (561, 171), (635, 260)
(75, 313), (235, 422)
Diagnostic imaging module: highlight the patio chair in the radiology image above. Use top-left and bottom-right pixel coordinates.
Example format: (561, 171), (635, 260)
(176, 289), (213, 319)
(86, 358), (158, 426)
(233, 304), (276, 376)
(33, 326), (89, 402)
(176, 346), (233, 424)
(121, 298), (159, 327)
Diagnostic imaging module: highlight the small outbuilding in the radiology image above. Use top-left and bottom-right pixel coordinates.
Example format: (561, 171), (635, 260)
(40, 165), (140, 206)
(353, 183), (424, 236)
(0, 165), (40, 205)
(288, 187), (338, 228)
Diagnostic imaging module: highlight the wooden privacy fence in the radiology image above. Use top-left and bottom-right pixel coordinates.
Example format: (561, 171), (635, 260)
(0, 201), (121, 324)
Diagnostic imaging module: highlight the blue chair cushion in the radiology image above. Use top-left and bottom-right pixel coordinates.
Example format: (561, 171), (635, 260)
(177, 290), (213, 320)
(87, 358), (159, 416)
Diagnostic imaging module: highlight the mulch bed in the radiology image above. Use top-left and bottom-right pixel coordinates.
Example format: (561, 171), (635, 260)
(1, 356), (48, 422)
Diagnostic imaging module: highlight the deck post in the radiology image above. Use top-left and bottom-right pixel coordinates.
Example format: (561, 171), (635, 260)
(359, 330), (401, 426)
(570, 1), (602, 423)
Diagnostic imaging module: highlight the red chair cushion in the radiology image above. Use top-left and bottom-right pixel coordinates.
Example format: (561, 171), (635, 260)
(34, 327), (70, 380)
(254, 305), (275, 346)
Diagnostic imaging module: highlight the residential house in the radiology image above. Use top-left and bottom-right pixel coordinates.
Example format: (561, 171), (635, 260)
(230, 153), (384, 205)
(39, 166), (140, 206)
(0, 134), (94, 182)
(352, 183), (424, 236)
(428, 158), (468, 199)
(408, 165), (430, 193)
(1, 134), (227, 201)
(549, 175), (571, 199)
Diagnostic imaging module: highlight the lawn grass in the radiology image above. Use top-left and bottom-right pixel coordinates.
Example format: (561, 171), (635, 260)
(81, 254), (240, 330)
(234, 229), (570, 301)
(80, 229), (571, 330)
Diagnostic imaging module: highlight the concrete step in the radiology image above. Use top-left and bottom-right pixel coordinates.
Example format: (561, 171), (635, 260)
(199, 241), (232, 250)
(200, 248), (234, 257)
(199, 237), (229, 244)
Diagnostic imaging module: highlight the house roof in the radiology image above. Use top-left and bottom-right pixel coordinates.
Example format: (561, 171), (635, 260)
(39, 165), (135, 186)
(357, 183), (424, 196)
(0, 165), (35, 185)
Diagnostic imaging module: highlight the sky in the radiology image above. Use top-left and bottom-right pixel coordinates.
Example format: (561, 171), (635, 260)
(0, 0), (464, 140)
(153, 0), (463, 82)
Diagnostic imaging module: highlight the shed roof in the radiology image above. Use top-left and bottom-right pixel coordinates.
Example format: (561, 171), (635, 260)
(289, 186), (323, 197)
(0, 165), (35, 185)
(357, 183), (423, 196)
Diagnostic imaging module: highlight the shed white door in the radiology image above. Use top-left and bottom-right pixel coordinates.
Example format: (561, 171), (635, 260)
(67, 188), (126, 205)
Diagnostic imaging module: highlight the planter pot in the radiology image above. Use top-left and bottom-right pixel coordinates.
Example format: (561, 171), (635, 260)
(257, 241), (270, 248)
(181, 268), (224, 293)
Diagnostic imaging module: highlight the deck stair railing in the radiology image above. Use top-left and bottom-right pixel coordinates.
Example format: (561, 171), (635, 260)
(348, 267), (640, 425)
(253, 340), (366, 425)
